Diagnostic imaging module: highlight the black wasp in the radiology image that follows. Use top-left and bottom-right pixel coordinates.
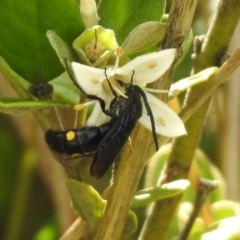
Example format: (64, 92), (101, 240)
(46, 64), (158, 178)
(88, 72), (159, 178)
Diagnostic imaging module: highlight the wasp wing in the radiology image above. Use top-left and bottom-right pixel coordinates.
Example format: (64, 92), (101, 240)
(90, 120), (136, 178)
(90, 94), (142, 178)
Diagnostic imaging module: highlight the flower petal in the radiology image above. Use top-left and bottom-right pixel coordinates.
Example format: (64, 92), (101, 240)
(115, 49), (176, 84)
(139, 91), (186, 137)
(72, 62), (105, 96)
(87, 103), (110, 126)
(86, 88), (114, 126)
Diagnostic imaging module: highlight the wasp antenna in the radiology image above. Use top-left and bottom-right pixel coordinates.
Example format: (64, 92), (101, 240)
(130, 70), (135, 85)
(63, 58), (73, 78)
(135, 86), (159, 151)
(104, 68), (118, 98)
(63, 58), (81, 91)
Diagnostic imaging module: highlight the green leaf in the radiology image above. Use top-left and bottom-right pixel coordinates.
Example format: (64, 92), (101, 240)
(0, 55), (76, 109)
(0, 56), (31, 98)
(202, 216), (240, 240)
(67, 179), (106, 232)
(67, 179), (138, 236)
(145, 144), (226, 203)
(46, 30), (76, 69)
(0, 97), (69, 115)
(144, 144), (171, 188)
(34, 220), (57, 240)
(131, 180), (189, 209)
(122, 22), (166, 55)
(50, 72), (80, 105)
(123, 211), (138, 237)
(212, 200), (240, 221)
(0, 0), (84, 83)
(98, 0), (166, 45)
(176, 29), (194, 65)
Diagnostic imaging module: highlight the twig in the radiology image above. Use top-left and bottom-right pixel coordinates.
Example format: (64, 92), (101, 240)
(177, 179), (218, 240)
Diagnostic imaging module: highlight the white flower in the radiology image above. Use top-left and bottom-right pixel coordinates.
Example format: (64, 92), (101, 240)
(72, 48), (176, 97)
(72, 48), (186, 138)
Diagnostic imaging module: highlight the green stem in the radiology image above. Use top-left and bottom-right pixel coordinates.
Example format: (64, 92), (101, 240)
(93, 124), (150, 240)
(139, 0), (198, 238)
(91, 1), (199, 239)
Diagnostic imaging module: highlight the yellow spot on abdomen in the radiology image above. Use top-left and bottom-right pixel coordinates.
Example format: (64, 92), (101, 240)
(66, 131), (75, 141)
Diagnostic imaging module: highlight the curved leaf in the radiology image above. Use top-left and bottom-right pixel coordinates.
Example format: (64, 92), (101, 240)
(212, 200), (240, 221)
(0, 0), (84, 83)
(145, 144), (226, 203)
(46, 30), (76, 69)
(98, 0), (166, 45)
(50, 72), (80, 105)
(0, 56), (31, 98)
(67, 179), (138, 236)
(122, 22), (166, 55)
(132, 180), (189, 209)
(176, 29), (194, 66)
(67, 179), (106, 232)
(202, 216), (240, 240)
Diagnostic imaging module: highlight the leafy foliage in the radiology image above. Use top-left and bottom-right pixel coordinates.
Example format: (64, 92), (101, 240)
(1, 0), (240, 239)
(0, 0), (84, 83)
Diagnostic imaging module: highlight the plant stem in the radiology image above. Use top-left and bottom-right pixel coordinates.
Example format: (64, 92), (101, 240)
(59, 218), (88, 240)
(139, 0), (198, 238)
(140, 0), (240, 239)
(177, 179), (218, 240)
(91, 1), (198, 239)
(149, 0), (198, 97)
